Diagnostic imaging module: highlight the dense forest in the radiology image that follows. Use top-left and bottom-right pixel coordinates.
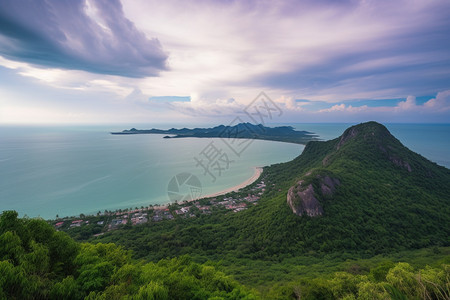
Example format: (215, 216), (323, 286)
(1, 210), (449, 299)
(2, 122), (450, 299)
(0, 211), (257, 299)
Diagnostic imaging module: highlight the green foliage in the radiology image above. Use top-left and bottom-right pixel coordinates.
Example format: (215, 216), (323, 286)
(0, 260), (29, 299)
(281, 262), (449, 300)
(0, 211), (256, 299)
(50, 276), (83, 300)
(0, 231), (24, 264)
(370, 260), (395, 282)
(135, 281), (169, 300)
(385, 262), (418, 297)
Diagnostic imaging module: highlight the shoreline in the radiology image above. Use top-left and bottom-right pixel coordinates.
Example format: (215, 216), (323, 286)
(195, 167), (263, 200)
(59, 167), (264, 216)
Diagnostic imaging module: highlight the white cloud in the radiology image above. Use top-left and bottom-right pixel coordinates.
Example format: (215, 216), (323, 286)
(319, 104), (370, 113)
(0, 55), (139, 98)
(162, 97), (245, 118)
(275, 96), (305, 111)
(0, 56), (29, 69)
(307, 90), (450, 123)
(392, 91), (450, 112)
(397, 95), (417, 110)
(85, 80), (134, 97)
(424, 90), (450, 110)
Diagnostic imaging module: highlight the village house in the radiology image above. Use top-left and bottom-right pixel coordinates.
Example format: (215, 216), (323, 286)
(54, 221), (64, 228)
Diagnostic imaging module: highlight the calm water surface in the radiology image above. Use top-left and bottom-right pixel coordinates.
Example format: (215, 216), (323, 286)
(0, 125), (302, 218)
(0, 123), (448, 219)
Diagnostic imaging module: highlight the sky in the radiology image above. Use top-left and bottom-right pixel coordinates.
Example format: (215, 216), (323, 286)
(0, 0), (449, 125)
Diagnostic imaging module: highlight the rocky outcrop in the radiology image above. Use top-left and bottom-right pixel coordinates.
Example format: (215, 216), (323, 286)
(322, 155), (331, 167)
(320, 176), (341, 196)
(287, 175), (340, 217)
(287, 181), (323, 217)
(379, 144), (412, 172)
(337, 127), (358, 150)
(389, 155), (412, 172)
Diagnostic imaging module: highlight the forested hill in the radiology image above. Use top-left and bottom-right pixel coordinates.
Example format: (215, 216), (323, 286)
(258, 121), (450, 254)
(96, 121), (449, 260)
(111, 122), (318, 144)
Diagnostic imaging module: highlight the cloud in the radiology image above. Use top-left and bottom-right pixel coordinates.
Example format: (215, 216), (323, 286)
(298, 90), (450, 123)
(397, 96), (417, 110)
(119, 0), (450, 104)
(160, 96), (245, 118)
(275, 96), (305, 111)
(0, 55), (140, 97)
(315, 90), (450, 115)
(318, 104), (370, 113)
(1, 0), (450, 124)
(0, 0), (167, 77)
(251, 0), (450, 101)
(424, 90), (450, 110)
(145, 89), (450, 124)
(393, 91), (450, 112)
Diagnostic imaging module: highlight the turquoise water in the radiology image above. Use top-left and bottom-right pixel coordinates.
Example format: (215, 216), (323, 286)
(0, 123), (448, 219)
(0, 125), (303, 218)
(386, 124), (450, 168)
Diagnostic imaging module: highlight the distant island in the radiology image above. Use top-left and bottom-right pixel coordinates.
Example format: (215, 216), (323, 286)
(111, 122), (319, 144)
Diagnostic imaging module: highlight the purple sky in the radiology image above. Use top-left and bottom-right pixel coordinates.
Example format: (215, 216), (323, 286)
(0, 0), (449, 124)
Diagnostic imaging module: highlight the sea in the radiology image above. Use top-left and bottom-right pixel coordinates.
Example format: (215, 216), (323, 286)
(0, 123), (449, 219)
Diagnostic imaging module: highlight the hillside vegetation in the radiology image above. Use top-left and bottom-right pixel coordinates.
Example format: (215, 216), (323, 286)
(2, 121), (449, 299)
(1, 210), (449, 299)
(0, 211), (257, 299)
(94, 122), (449, 260)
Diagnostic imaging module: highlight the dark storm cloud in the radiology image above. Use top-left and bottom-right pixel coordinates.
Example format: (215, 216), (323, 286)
(0, 0), (167, 77)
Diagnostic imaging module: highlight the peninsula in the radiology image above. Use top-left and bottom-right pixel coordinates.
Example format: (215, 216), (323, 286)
(111, 122), (319, 144)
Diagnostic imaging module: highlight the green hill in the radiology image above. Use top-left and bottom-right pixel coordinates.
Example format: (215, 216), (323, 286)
(96, 122), (449, 260)
(260, 121), (450, 254)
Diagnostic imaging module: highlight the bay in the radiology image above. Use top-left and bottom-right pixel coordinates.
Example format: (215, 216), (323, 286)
(0, 125), (303, 219)
(0, 123), (448, 219)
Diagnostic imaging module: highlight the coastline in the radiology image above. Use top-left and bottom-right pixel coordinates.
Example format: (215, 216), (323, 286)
(196, 167), (263, 200)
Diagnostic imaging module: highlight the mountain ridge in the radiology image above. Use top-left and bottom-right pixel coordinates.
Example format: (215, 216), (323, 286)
(111, 122), (319, 144)
(285, 121), (448, 217)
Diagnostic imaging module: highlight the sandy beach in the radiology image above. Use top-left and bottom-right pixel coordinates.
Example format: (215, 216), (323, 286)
(197, 167), (263, 200)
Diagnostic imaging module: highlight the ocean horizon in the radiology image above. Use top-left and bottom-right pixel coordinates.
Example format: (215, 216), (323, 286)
(1, 123), (449, 219)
